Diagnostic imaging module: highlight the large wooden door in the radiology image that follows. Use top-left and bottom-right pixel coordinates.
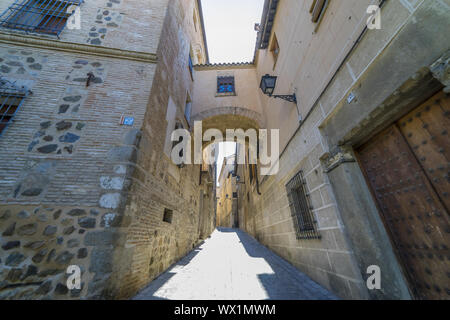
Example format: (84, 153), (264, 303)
(357, 91), (450, 300)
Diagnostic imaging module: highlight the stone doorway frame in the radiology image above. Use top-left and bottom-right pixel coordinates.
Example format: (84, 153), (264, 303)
(319, 51), (449, 300)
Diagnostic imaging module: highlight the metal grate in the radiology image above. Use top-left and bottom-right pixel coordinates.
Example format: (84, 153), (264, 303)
(0, 78), (31, 138)
(217, 76), (235, 94)
(286, 170), (320, 240)
(0, 0), (83, 37)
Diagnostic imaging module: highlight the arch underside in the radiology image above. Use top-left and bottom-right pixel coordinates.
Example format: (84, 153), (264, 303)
(191, 107), (264, 148)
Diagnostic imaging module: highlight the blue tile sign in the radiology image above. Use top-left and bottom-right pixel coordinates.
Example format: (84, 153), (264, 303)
(122, 117), (134, 126)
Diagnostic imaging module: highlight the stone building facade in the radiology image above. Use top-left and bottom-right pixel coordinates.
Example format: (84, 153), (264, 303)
(192, 0), (450, 300)
(0, 0), (215, 300)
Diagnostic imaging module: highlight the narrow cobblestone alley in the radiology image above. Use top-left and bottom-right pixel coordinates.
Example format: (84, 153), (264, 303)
(133, 228), (337, 300)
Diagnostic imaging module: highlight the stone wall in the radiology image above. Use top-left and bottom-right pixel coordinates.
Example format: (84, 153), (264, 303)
(107, 0), (215, 299)
(0, 0), (170, 300)
(0, 0), (168, 53)
(235, 0), (449, 300)
(0, 41), (155, 299)
(0, 0), (214, 300)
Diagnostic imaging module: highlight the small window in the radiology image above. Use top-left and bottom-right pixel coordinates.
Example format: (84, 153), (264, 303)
(270, 34), (280, 69)
(286, 170), (320, 239)
(309, 0), (328, 23)
(0, 0), (83, 36)
(217, 76), (235, 95)
(185, 93), (192, 124)
(163, 208), (173, 223)
(232, 192), (237, 199)
(188, 54), (194, 80)
(0, 79), (29, 137)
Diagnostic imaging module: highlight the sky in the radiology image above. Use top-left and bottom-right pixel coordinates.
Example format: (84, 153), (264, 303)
(201, 0), (265, 63)
(200, 0), (265, 184)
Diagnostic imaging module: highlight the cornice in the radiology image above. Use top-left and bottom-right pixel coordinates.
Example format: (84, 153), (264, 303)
(0, 31), (158, 63)
(194, 62), (255, 71)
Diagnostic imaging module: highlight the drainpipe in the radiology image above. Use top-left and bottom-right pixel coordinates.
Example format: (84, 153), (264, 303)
(255, 165), (262, 195)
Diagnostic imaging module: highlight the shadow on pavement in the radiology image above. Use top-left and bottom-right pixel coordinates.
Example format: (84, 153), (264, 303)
(133, 241), (205, 300)
(226, 227), (337, 300)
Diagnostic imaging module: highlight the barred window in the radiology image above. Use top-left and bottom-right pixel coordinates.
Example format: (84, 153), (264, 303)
(0, 78), (30, 137)
(217, 76), (235, 94)
(0, 0), (83, 36)
(286, 170), (320, 239)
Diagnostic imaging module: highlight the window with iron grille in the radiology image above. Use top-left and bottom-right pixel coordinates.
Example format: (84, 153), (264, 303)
(286, 170), (320, 239)
(217, 76), (235, 94)
(0, 78), (30, 137)
(0, 0), (83, 37)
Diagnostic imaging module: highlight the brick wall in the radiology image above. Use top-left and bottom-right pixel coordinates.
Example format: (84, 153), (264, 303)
(0, 0), (175, 300)
(109, 0), (215, 299)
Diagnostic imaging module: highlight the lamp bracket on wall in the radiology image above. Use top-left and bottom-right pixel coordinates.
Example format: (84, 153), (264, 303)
(259, 74), (297, 104)
(271, 94), (297, 103)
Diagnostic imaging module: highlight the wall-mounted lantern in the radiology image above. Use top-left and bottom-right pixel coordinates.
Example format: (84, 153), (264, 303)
(260, 74), (297, 103)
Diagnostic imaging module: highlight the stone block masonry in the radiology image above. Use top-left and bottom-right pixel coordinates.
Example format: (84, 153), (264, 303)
(0, 204), (126, 299)
(0, 0), (213, 300)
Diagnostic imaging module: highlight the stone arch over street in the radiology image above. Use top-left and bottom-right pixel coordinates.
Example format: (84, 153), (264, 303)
(191, 107), (264, 148)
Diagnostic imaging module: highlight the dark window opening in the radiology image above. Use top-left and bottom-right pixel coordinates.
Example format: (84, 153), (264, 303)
(310, 0), (327, 23)
(217, 76), (235, 94)
(188, 54), (194, 80)
(286, 170), (320, 239)
(163, 208), (173, 223)
(232, 192), (238, 199)
(0, 0), (83, 37)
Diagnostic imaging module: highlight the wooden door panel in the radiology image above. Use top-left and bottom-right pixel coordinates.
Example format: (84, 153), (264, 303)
(398, 91), (450, 211)
(358, 119), (450, 299)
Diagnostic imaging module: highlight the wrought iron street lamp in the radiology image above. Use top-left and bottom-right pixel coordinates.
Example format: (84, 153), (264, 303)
(260, 74), (297, 103)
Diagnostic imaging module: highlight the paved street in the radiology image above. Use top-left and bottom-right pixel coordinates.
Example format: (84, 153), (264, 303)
(133, 228), (337, 300)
